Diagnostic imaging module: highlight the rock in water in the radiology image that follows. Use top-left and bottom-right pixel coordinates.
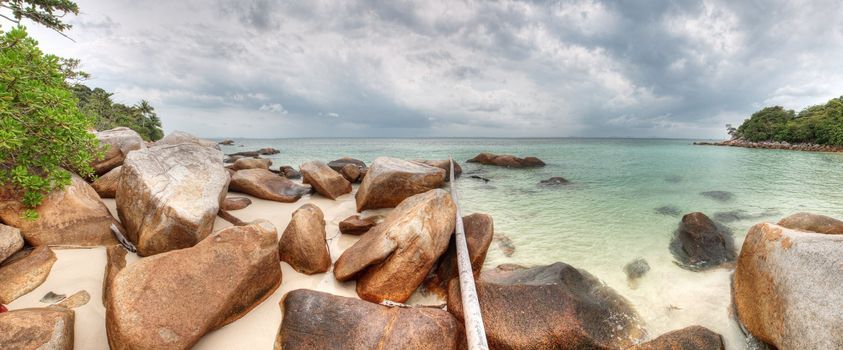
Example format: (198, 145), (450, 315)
(117, 143), (228, 256)
(629, 326), (725, 350)
(449, 262), (645, 349)
(777, 212), (843, 235)
(0, 247), (56, 304)
(624, 258), (651, 280)
(218, 139), (234, 145)
(427, 213), (494, 296)
(655, 205), (682, 217)
(335, 189), (456, 303)
(412, 159), (462, 181)
(0, 174), (119, 246)
(275, 289), (462, 350)
(338, 215), (377, 235)
(92, 127), (146, 175)
(700, 191), (734, 202)
(0, 307), (74, 349)
(733, 222), (843, 349)
(278, 204), (331, 274)
(102, 245), (127, 306)
(231, 157), (271, 171)
(106, 221), (282, 349)
(354, 157), (445, 211)
(221, 197), (252, 211)
(539, 176), (570, 186)
(300, 161), (352, 200)
(327, 157), (367, 173)
(155, 130), (220, 149)
(91, 166), (122, 198)
(0, 223), (24, 263)
(229, 168), (311, 203)
(466, 152), (546, 168)
(670, 212), (736, 270)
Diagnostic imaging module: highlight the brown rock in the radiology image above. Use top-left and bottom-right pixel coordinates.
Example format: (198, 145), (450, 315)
(91, 165), (122, 198)
(669, 212), (735, 270)
(0, 223), (24, 263)
(0, 174), (119, 247)
(630, 326), (724, 350)
(777, 212), (843, 235)
(338, 215), (377, 235)
(117, 143), (229, 256)
(413, 159), (462, 180)
(230, 168), (311, 203)
(355, 157), (446, 211)
(92, 127), (146, 175)
(106, 221), (282, 349)
(300, 161), (352, 200)
(0, 307), (74, 349)
(277, 165), (301, 179)
(339, 163), (362, 182)
(54, 290), (91, 309)
(219, 139), (234, 145)
(466, 152), (546, 168)
(258, 147), (280, 155)
(278, 204), (331, 274)
(448, 262), (645, 349)
(335, 189), (456, 303)
(231, 157), (272, 171)
(275, 289), (462, 350)
(0, 247), (57, 304)
(155, 131), (220, 149)
(102, 245), (127, 306)
(221, 197), (252, 211)
(427, 213), (494, 296)
(327, 157), (367, 172)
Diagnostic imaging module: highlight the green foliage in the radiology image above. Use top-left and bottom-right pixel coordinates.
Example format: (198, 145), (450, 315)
(1, 0), (79, 33)
(735, 96), (843, 146)
(73, 85), (164, 141)
(0, 26), (100, 216)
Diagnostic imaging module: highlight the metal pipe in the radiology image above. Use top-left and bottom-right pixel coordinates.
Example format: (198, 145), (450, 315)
(449, 157), (489, 350)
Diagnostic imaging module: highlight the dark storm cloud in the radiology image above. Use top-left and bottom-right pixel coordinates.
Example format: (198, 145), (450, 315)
(19, 0), (843, 138)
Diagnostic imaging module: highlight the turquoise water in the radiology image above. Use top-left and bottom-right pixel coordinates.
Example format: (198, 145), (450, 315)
(220, 138), (843, 348)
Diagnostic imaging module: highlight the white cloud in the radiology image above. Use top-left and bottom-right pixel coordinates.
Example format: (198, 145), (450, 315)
(259, 103), (288, 114)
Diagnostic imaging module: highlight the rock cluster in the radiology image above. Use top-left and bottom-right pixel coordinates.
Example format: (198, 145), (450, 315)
(695, 139), (843, 152)
(327, 157), (367, 183)
(467, 152), (546, 167)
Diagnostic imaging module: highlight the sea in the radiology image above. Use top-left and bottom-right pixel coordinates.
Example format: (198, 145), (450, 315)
(220, 138), (843, 349)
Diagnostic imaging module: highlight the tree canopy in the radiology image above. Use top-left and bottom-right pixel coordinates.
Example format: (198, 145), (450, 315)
(734, 96), (843, 145)
(1, 0), (79, 37)
(73, 84), (164, 141)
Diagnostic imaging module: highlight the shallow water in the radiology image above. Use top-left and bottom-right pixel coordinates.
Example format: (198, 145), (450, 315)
(221, 138), (843, 348)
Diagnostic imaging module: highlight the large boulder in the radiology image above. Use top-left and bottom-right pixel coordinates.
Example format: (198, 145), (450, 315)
(117, 143), (229, 256)
(278, 204), (331, 274)
(300, 161), (352, 200)
(106, 221), (282, 349)
(0, 174), (119, 246)
(449, 262), (645, 350)
(231, 157), (271, 171)
(354, 157), (446, 211)
(426, 213), (494, 296)
(0, 307), (74, 349)
(669, 212), (736, 270)
(92, 127), (146, 175)
(0, 223), (23, 263)
(413, 159), (462, 180)
(275, 289), (462, 350)
(155, 130), (220, 149)
(102, 245), (127, 306)
(91, 165), (122, 198)
(335, 189), (456, 303)
(466, 152), (545, 168)
(733, 222), (843, 349)
(629, 326), (724, 350)
(338, 215), (377, 235)
(0, 247), (56, 304)
(778, 212), (843, 235)
(229, 168), (311, 203)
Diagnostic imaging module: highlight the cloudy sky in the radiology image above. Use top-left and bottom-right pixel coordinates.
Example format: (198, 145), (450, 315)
(17, 0), (843, 138)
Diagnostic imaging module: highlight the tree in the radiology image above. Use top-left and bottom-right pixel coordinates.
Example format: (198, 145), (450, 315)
(734, 96), (843, 146)
(0, 0), (79, 39)
(0, 26), (100, 218)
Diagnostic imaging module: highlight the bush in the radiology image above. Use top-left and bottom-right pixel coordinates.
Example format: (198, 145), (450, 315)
(0, 26), (100, 218)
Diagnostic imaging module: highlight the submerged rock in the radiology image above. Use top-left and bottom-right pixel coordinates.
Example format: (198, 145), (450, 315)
(655, 205), (682, 217)
(221, 197), (252, 211)
(623, 258), (650, 280)
(670, 212), (736, 270)
(713, 209), (779, 223)
(427, 213), (494, 297)
(664, 175), (683, 183)
(338, 215), (377, 235)
(106, 221), (282, 349)
(777, 212), (843, 235)
(733, 222), (843, 349)
(92, 127), (146, 175)
(229, 168), (311, 203)
(467, 152), (546, 168)
(91, 166), (122, 198)
(231, 157), (271, 171)
(278, 204), (331, 274)
(300, 161), (352, 200)
(539, 176), (570, 186)
(700, 191), (734, 202)
(275, 289), (462, 350)
(0, 307), (74, 349)
(0, 223), (24, 263)
(630, 326), (724, 350)
(0, 247), (56, 304)
(354, 157), (446, 211)
(494, 233), (515, 257)
(335, 189), (456, 303)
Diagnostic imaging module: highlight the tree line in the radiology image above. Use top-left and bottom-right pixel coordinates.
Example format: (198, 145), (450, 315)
(733, 96), (843, 145)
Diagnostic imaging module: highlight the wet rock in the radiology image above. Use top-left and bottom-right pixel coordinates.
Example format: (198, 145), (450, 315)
(54, 290), (90, 309)
(700, 191), (734, 202)
(467, 152), (546, 168)
(355, 157), (446, 211)
(413, 159), (462, 181)
(231, 157), (271, 171)
(275, 289), (462, 350)
(102, 245), (126, 306)
(278, 204), (331, 274)
(777, 212), (843, 235)
(733, 222), (843, 349)
(655, 205), (682, 217)
(117, 143), (228, 256)
(92, 127), (146, 175)
(624, 258), (650, 280)
(300, 161), (352, 200)
(0, 307), (74, 349)
(0, 247), (56, 304)
(155, 130), (220, 149)
(0, 174), (119, 246)
(539, 176), (570, 186)
(630, 326), (725, 350)
(92, 165), (122, 198)
(670, 212), (736, 270)
(258, 147), (280, 155)
(0, 223), (23, 263)
(278, 165), (301, 179)
(335, 189), (456, 303)
(449, 262), (645, 349)
(227, 151), (260, 157)
(426, 213), (494, 296)
(339, 163), (362, 183)
(339, 215), (377, 235)
(106, 221), (282, 349)
(218, 139), (234, 145)
(494, 234), (515, 257)
(469, 175), (491, 182)
(221, 197), (252, 211)
(229, 168), (311, 203)
(327, 157), (367, 172)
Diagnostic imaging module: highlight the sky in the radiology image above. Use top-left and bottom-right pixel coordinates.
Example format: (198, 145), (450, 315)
(12, 0), (843, 138)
